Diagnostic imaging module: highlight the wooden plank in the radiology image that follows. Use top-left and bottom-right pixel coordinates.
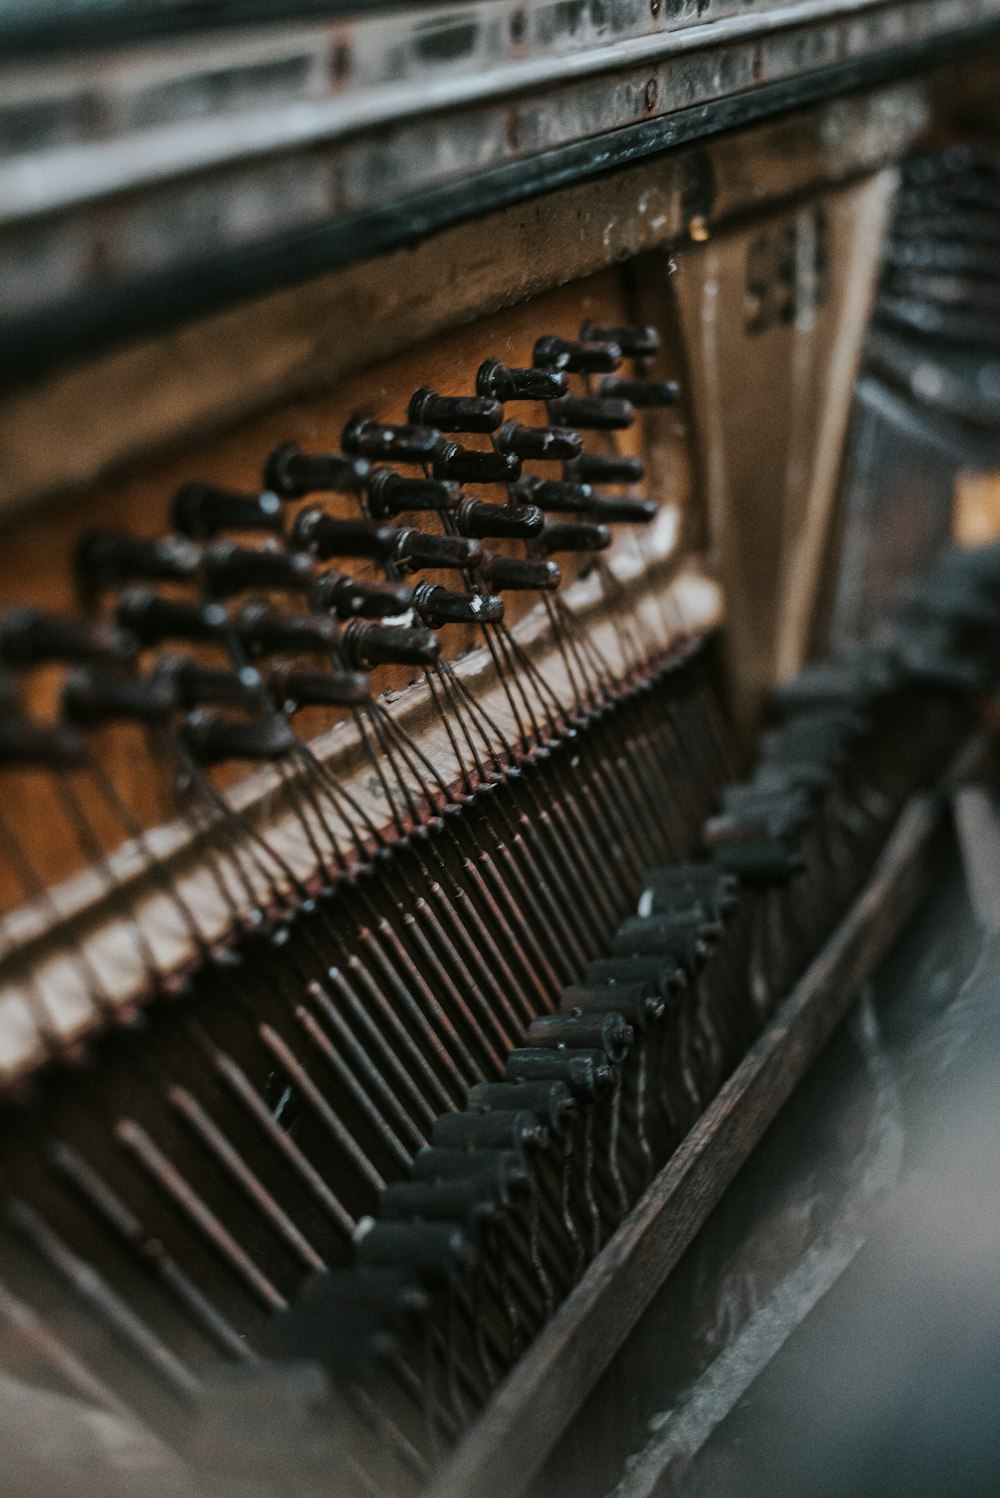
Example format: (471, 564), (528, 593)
(425, 775), (953, 1498)
(0, 85), (923, 516)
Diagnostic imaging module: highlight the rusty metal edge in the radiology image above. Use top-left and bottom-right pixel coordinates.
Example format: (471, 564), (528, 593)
(424, 730), (989, 1498)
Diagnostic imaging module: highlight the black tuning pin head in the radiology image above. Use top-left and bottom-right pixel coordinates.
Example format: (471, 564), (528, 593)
(479, 555), (561, 592)
(291, 510), (398, 562)
(511, 476), (593, 512)
(155, 656), (263, 709)
(526, 1011), (633, 1065)
(61, 668), (177, 727)
(506, 1046), (616, 1100)
(494, 419), (582, 462)
(466, 1079), (577, 1135)
(598, 376), (680, 407)
(537, 520), (612, 554)
(413, 582), (504, 626)
(431, 1109), (549, 1154)
(590, 495), (658, 524)
(264, 443), (370, 499)
(232, 603), (339, 656)
(581, 321), (660, 358)
(202, 541), (312, 598)
(431, 443), (521, 484)
(565, 452), (645, 485)
(476, 359), (569, 402)
(366, 470), (461, 517)
(75, 531), (201, 594)
(392, 529), (483, 573)
(343, 620), (442, 668)
(455, 498), (544, 539)
(0, 718), (87, 769)
(342, 416), (440, 464)
(267, 664), (371, 711)
(560, 981), (665, 1032)
(353, 1219), (478, 1281)
(171, 483), (283, 540)
(533, 335), (622, 373)
(116, 590), (227, 647)
(181, 710), (296, 766)
(407, 387), (504, 433)
(0, 608), (124, 666)
(546, 395), (636, 430)
(311, 571), (412, 619)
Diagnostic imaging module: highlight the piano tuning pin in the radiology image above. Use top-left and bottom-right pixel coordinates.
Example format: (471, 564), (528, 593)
(155, 656), (264, 708)
(409, 1144), (533, 1191)
(301, 1267), (431, 1320)
(343, 620), (441, 667)
(494, 419), (582, 462)
(598, 376), (681, 407)
(392, 529), (483, 573)
(565, 452), (645, 485)
(412, 582), (504, 626)
(60, 668), (177, 726)
(476, 358), (568, 402)
(589, 495), (658, 524)
(353, 1218), (478, 1281)
(712, 841), (806, 885)
(584, 955), (689, 998)
(526, 1010), (633, 1065)
(342, 415), (440, 463)
(465, 1079), (577, 1135)
(580, 321), (661, 358)
(546, 395), (636, 430)
(479, 555), (561, 592)
(560, 981), (666, 1031)
(366, 469), (460, 516)
(0, 670), (19, 713)
(266, 664), (371, 710)
(505, 1046), (616, 1100)
(537, 520), (612, 554)
(202, 540), (312, 597)
(232, 602), (340, 655)
(407, 387), (504, 433)
(0, 607), (125, 666)
(431, 442), (521, 484)
(311, 570), (412, 619)
(533, 334), (623, 372)
(75, 530), (201, 592)
(291, 509), (398, 561)
(0, 716), (88, 767)
(181, 710), (297, 765)
(116, 589), (227, 646)
(378, 1179), (503, 1233)
(455, 498), (544, 538)
(511, 476), (593, 512)
(264, 442), (370, 498)
(171, 483), (284, 539)
(431, 1109), (549, 1154)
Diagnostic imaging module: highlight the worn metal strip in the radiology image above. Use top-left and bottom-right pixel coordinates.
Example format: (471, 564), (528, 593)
(0, 0), (996, 369)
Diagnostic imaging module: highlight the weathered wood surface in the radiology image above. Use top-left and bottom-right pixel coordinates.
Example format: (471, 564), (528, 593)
(0, 86), (923, 516)
(425, 760), (966, 1498)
